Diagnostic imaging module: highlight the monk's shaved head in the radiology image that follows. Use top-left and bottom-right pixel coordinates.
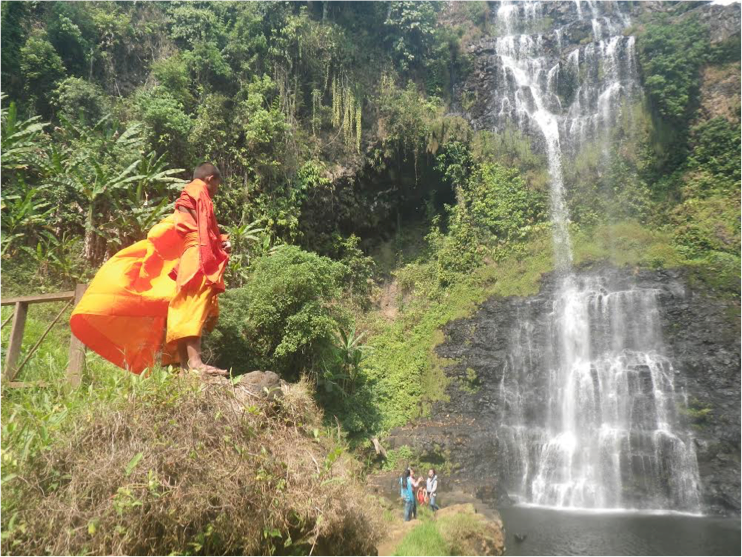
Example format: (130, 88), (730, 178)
(193, 162), (221, 181)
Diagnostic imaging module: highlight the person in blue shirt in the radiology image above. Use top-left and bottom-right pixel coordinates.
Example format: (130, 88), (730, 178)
(400, 468), (415, 521)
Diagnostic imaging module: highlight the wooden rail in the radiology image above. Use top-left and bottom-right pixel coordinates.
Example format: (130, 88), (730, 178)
(1, 284), (87, 388)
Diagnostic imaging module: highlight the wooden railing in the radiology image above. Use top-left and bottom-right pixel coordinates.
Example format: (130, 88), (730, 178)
(1, 284), (87, 388)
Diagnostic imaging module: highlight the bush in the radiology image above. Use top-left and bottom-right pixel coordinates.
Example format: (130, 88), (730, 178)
(207, 246), (348, 376)
(463, 162), (547, 242)
(134, 85), (194, 167)
(54, 76), (111, 124)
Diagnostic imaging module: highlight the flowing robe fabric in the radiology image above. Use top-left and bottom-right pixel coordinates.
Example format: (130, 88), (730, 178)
(70, 180), (229, 374)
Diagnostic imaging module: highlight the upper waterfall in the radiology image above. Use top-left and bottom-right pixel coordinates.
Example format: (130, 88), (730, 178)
(480, 0), (641, 270)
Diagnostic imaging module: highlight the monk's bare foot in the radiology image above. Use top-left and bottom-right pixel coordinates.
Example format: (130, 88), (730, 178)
(194, 363), (229, 377)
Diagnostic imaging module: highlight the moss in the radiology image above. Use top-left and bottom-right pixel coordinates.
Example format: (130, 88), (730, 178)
(393, 504), (501, 556)
(459, 367), (480, 394)
(678, 397), (713, 428)
(572, 221), (685, 269)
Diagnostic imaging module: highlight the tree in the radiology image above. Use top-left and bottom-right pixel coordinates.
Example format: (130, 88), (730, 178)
(1, 1), (30, 102)
(55, 77), (111, 124)
(20, 30), (66, 118)
(639, 16), (709, 124)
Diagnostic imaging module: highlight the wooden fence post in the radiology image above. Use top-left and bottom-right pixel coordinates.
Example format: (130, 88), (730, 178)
(3, 301), (28, 382)
(66, 283), (88, 387)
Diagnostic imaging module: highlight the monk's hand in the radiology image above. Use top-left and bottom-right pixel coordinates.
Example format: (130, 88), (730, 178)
(222, 240), (231, 253)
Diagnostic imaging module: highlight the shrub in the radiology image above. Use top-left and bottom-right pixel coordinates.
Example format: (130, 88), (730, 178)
(463, 162), (547, 242)
(207, 246), (348, 376)
(134, 85), (194, 167)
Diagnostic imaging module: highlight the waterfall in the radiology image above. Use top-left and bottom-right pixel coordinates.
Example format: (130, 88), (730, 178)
(485, 1), (703, 511)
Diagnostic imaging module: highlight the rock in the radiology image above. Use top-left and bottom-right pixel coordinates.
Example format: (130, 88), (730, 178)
(203, 371), (285, 406)
(515, 533), (527, 543)
(237, 371), (284, 400)
(676, 2), (741, 43)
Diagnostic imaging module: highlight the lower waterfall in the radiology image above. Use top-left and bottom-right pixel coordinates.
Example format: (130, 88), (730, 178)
(497, 275), (703, 511)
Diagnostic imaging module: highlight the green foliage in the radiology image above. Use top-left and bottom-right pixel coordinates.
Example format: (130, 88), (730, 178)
(46, 2), (93, 77)
(134, 86), (194, 167)
(0, 99), (49, 172)
(464, 162), (547, 243)
(639, 16), (709, 124)
(679, 397), (713, 428)
(54, 77), (111, 125)
(209, 246), (348, 376)
(1, 1), (30, 101)
(381, 445), (415, 472)
(320, 325), (371, 396)
(19, 30), (66, 118)
(383, 2), (439, 74)
(685, 117), (741, 190)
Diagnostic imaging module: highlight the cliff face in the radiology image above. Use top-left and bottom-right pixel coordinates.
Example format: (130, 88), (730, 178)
(393, 266), (739, 516)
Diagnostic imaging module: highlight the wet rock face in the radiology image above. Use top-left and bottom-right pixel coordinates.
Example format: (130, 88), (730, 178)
(425, 265), (740, 516)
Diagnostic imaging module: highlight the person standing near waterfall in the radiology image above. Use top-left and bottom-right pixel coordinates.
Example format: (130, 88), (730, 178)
(400, 469), (415, 522)
(427, 468), (439, 512)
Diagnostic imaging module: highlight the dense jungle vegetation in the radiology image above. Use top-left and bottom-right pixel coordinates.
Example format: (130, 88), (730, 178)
(1, 3), (739, 549)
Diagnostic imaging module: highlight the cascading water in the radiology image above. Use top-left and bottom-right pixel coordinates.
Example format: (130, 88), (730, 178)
(485, 1), (703, 511)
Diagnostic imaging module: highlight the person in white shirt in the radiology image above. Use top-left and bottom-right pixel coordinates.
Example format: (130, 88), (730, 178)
(409, 467), (423, 518)
(426, 468), (439, 511)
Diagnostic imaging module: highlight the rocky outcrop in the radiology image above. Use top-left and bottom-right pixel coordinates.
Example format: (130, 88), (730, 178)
(675, 1), (742, 43)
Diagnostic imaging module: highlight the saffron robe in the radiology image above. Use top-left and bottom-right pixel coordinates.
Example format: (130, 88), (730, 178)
(70, 180), (229, 374)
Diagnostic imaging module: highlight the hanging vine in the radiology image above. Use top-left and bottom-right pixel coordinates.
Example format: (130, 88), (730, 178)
(330, 73), (362, 153)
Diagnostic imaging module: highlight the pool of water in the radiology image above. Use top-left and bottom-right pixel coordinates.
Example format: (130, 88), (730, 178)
(500, 505), (741, 556)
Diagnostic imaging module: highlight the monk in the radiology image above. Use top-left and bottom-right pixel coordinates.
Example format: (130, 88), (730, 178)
(70, 163), (231, 376)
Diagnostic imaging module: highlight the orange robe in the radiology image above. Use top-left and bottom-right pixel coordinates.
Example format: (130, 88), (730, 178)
(70, 180), (229, 374)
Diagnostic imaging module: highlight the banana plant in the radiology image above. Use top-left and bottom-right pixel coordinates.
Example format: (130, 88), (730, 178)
(103, 151), (184, 250)
(21, 230), (82, 282)
(223, 219), (267, 287)
(69, 158), (144, 262)
(1, 185), (53, 256)
(0, 98), (49, 172)
(320, 325), (372, 395)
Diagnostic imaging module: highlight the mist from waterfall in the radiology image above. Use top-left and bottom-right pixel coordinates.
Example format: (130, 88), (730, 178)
(487, 1), (703, 512)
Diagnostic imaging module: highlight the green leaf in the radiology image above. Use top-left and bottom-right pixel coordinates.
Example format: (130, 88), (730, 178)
(125, 452), (144, 477)
(88, 519), (99, 536)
